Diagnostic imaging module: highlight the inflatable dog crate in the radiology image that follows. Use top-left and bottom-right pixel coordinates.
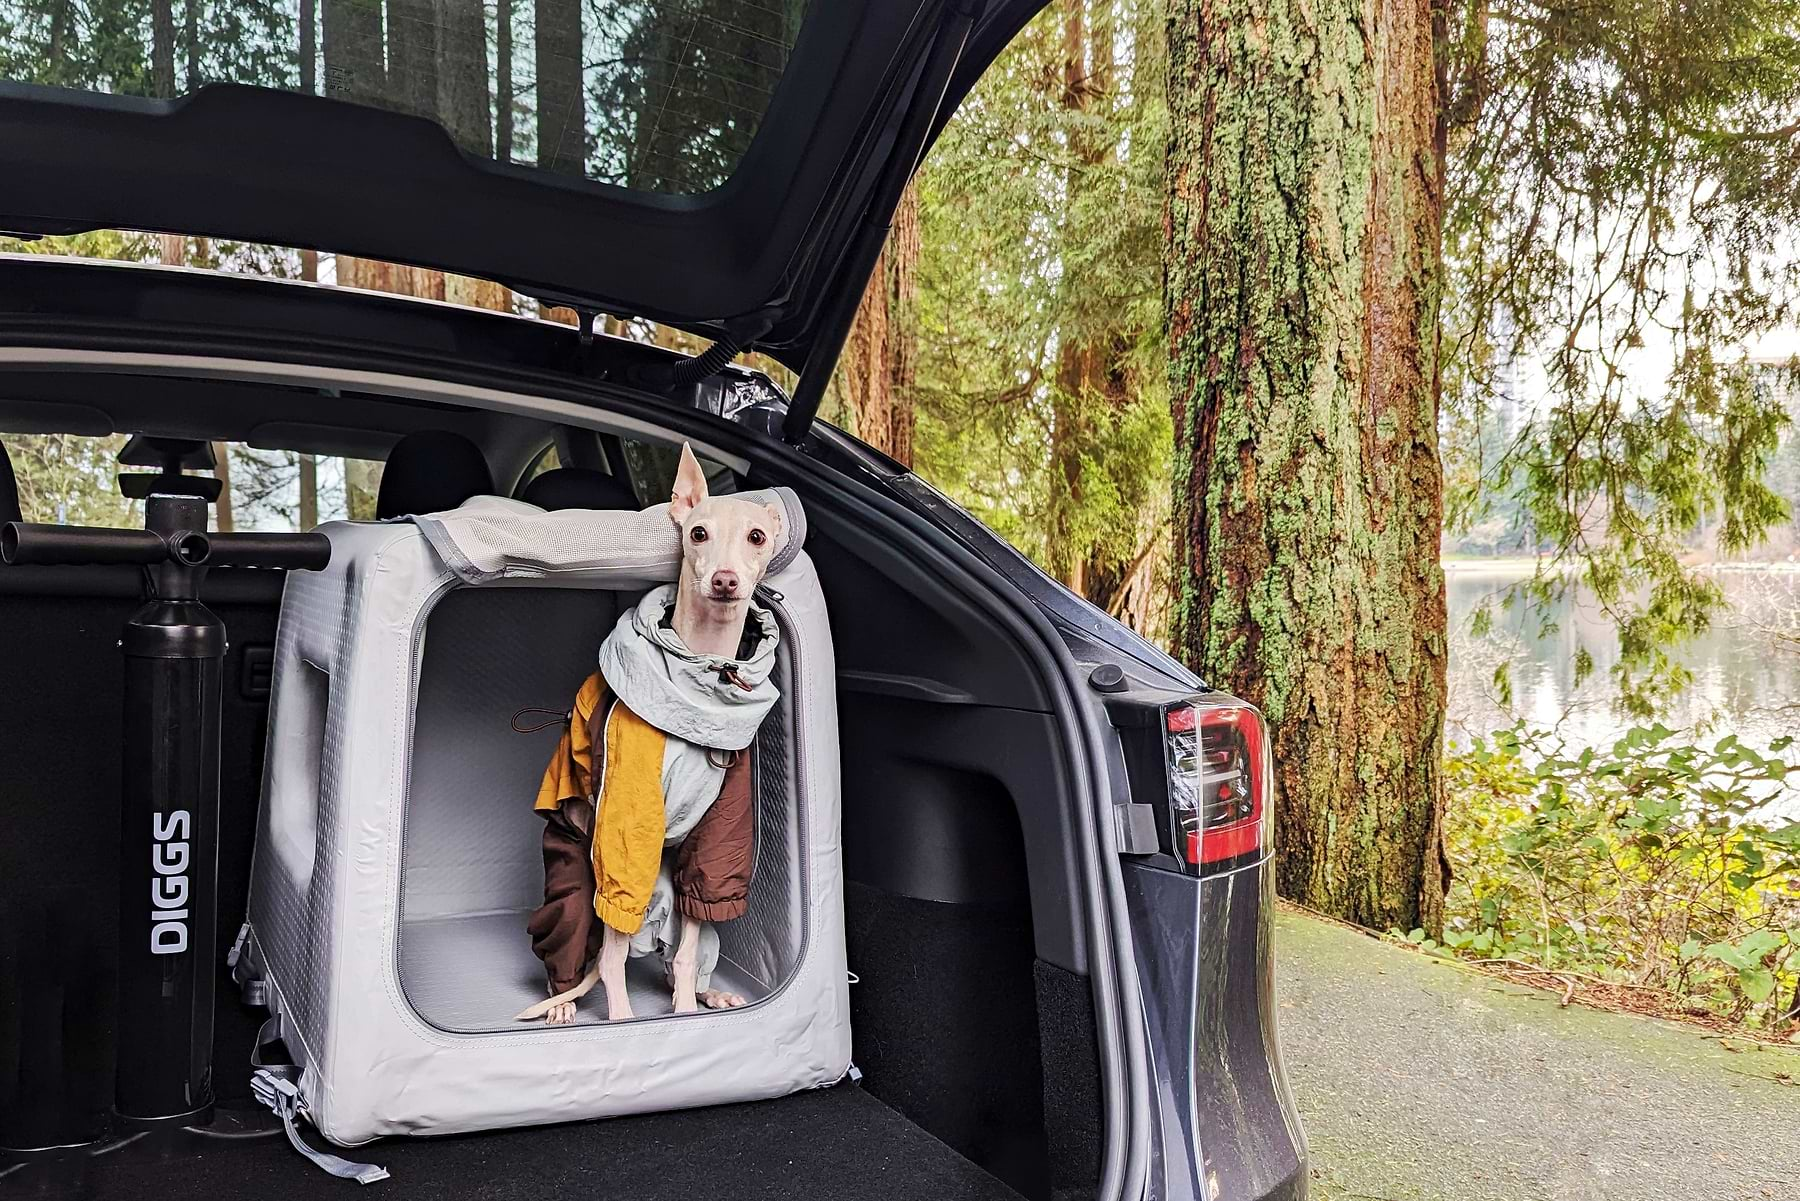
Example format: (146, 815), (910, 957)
(234, 497), (849, 1145)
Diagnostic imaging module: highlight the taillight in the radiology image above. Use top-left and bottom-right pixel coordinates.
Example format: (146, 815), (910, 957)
(1165, 704), (1267, 873)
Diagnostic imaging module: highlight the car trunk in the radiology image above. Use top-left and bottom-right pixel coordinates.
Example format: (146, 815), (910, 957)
(0, 389), (1104, 1201)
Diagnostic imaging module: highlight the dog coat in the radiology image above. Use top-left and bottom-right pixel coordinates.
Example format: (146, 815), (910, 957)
(528, 587), (780, 994)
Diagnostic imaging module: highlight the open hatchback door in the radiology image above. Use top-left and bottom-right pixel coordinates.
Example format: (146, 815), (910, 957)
(0, 0), (1040, 432)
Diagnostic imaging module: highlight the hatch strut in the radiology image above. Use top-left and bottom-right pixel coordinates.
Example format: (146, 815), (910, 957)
(781, 1), (980, 445)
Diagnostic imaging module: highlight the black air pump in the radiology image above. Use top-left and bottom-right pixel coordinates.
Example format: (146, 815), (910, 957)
(0, 437), (329, 1136)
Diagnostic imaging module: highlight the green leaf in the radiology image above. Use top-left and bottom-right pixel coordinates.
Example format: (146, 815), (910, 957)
(1737, 930), (1782, 960)
(1740, 967), (1776, 1004)
(1705, 942), (1752, 971)
(1763, 823), (1800, 848)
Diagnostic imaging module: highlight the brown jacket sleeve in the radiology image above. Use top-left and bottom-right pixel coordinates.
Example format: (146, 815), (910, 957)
(674, 748), (756, 922)
(526, 807), (599, 994)
(525, 673), (609, 993)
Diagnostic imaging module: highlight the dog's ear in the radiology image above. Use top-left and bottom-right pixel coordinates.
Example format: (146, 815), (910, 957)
(762, 502), (785, 550)
(669, 442), (709, 524)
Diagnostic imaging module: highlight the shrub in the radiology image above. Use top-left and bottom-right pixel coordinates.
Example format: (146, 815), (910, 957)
(1439, 724), (1800, 1027)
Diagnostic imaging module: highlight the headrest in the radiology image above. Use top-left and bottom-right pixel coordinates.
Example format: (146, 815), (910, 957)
(0, 439), (20, 528)
(376, 430), (494, 520)
(520, 467), (640, 512)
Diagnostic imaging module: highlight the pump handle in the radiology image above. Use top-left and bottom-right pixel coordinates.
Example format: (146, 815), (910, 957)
(1, 522), (331, 572)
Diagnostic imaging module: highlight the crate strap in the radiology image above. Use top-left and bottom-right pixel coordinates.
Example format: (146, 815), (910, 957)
(250, 1065), (389, 1185)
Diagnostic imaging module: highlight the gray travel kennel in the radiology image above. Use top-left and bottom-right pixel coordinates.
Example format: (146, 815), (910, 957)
(234, 496), (849, 1145)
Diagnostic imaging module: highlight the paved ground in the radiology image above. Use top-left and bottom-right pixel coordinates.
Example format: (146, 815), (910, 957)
(1275, 907), (1800, 1201)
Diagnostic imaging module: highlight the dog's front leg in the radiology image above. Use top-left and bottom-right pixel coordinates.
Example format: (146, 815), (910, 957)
(599, 925), (635, 1020)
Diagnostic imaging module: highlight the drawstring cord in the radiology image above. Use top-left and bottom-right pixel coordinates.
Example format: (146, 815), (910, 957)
(511, 707), (569, 735)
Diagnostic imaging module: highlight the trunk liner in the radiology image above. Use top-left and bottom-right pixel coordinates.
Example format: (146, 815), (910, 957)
(77, 1086), (1026, 1201)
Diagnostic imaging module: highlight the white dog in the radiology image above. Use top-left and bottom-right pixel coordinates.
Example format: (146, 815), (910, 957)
(519, 444), (784, 1023)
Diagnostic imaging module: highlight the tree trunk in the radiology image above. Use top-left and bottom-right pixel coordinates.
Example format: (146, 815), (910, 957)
(183, 0), (200, 91)
(1046, 0), (1129, 598)
(1164, 0), (1450, 934)
(151, 0), (176, 98)
(840, 256), (893, 455)
(321, 0), (386, 104)
(386, 0), (439, 121)
(210, 442), (235, 533)
(298, 454), (318, 530)
(44, 0), (73, 84)
(535, 0), (585, 176)
(447, 275), (513, 312)
(839, 180), (920, 464)
(345, 458), (380, 522)
(496, 0), (514, 162)
(299, 0), (315, 95)
(299, 0), (319, 286)
(886, 182), (921, 469)
(337, 255), (444, 300)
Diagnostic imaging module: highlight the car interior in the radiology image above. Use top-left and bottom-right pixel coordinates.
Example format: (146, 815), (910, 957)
(0, 369), (1103, 1200)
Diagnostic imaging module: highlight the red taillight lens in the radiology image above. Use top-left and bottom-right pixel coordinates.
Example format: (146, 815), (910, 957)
(1165, 704), (1267, 871)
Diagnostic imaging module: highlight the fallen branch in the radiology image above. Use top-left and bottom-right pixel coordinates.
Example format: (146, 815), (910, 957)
(1466, 957), (1667, 992)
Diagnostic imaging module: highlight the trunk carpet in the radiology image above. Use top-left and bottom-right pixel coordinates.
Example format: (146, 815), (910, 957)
(50, 1086), (1027, 1201)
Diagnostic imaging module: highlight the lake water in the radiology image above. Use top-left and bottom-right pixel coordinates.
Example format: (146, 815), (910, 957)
(1445, 564), (1800, 755)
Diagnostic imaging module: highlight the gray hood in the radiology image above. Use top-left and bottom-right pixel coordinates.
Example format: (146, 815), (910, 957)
(596, 584), (780, 751)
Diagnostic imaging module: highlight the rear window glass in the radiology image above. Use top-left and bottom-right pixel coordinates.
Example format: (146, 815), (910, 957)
(0, 0), (808, 195)
(618, 436), (735, 506)
(1, 433), (383, 532)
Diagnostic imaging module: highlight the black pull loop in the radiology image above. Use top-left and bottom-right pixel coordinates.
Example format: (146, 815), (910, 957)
(511, 707), (570, 735)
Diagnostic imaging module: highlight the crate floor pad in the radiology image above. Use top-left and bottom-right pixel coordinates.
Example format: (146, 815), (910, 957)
(398, 909), (773, 1030)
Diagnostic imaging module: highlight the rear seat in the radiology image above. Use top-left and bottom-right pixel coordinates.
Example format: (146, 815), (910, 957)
(376, 430), (493, 519)
(0, 430), (505, 1147)
(520, 466), (639, 512)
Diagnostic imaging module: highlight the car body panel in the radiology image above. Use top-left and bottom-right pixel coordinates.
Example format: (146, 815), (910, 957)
(1124, 859), (1307, 1201)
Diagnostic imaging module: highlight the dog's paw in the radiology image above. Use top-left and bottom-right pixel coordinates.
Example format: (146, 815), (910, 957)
(697, 989), (748, 1010)
(545, 1001), (578, 1025)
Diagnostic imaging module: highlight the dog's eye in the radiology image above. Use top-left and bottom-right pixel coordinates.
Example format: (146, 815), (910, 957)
(748, 529), (767, 547)
(689, 526), (708, 543)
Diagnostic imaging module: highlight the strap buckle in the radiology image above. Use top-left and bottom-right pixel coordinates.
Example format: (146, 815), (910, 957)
(250, 1067), (389, 1185)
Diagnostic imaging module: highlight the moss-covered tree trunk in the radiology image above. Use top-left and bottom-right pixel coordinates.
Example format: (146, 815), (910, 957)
(1164, 0), (1450, 933)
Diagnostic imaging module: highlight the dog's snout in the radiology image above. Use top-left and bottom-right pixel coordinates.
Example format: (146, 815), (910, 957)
(710, 569), (741, 596)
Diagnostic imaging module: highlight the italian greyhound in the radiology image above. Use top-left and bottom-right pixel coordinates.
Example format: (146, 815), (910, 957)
(530, 444), (781, 1024)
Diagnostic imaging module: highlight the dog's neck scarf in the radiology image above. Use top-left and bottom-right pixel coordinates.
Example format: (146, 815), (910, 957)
(596, 584), (780, 752)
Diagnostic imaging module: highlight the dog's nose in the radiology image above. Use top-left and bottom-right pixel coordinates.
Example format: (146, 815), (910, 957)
(711, 569), (740, 595)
